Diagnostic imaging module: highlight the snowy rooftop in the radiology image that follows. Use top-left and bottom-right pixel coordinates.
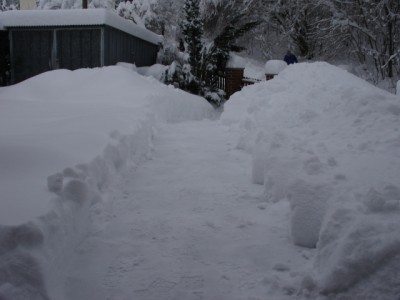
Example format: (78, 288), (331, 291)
(0, 8), (162, 45)
(265, 59), (287, 75)
(226, 52), (247, 69)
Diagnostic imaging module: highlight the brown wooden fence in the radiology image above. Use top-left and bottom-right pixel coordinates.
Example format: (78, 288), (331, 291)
(216, 71), (226, 91)
(218, 68), (265, 99)
(242, 77), (262, 87)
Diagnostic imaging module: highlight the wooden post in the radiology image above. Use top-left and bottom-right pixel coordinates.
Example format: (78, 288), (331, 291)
(225, 67), (244, 99)
(82, 0), (87, 9)
(265, 74), (274, 80)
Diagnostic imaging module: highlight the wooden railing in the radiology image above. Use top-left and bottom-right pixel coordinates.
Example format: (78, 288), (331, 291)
(215, 68), (266, 99)
(242, 77), (262, 87)
(216, 72), (226, 91)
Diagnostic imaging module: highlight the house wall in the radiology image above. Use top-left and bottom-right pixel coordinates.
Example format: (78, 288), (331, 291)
(0, 31), (10, 86)
(8, 25), (159, 84)
(103, 26), (158, 67)
(9, 29), (53, 84)
(57, 28), (102, 70)
(9, 27), (103, 84)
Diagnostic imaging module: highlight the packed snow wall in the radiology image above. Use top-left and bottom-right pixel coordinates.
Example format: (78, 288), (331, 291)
(0, 65), (215, 299)
(221, 62), (400, 299)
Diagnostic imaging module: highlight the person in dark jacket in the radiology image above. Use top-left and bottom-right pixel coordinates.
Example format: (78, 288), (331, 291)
(283, 50), (298, 65)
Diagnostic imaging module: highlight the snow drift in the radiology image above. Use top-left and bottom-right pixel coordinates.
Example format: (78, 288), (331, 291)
(222, 62), (400, 299)
(0, 65), (215, 299)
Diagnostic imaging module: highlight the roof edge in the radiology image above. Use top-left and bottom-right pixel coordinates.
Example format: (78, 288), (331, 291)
(0, 8), (163, 45)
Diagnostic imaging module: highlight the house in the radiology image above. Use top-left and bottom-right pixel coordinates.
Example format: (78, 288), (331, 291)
(0, 9), (162, 85)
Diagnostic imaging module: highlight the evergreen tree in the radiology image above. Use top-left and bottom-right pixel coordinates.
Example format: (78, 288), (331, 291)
(181, 0), (204, 85)
(206, 14), (260, 76)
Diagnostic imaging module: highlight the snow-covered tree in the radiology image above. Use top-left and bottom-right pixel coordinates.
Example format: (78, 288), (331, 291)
(204, 14), (260, 83)
(1, 0), (18, 10)
(181, 0), (203, 82)
(116, 1), (145, 27)
(255, 0), (319, 58)
(169, 0), (261, 105)
(317, 0), (400, 81)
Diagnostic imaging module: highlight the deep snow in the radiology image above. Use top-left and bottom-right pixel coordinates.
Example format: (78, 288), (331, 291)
(0, 62), (399, 300)
(0, 65), (215, 299)
(62, 121), (309, 300)
(222, 62), (400, 299)
(0, 66), (213, 225)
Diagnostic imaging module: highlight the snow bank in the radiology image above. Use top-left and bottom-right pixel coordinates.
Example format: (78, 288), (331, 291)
(135, 64), (168, 82)
(0, 65), (214, 299)
(221, 62), (400, 298)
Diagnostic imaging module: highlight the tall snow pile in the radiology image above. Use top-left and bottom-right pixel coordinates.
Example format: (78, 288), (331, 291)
(0, 65), (215, 300)
(222, 62), (400, 299)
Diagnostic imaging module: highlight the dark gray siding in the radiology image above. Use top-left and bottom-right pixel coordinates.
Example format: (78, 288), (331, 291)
(10, 29), (53, 84)
(103, 26), (158, 67)
(57, 28), (101, 70)
(7, 24), (159, 84)
(0, 31), (10, 86)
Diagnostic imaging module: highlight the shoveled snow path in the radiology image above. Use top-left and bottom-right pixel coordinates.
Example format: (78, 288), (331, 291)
(64, 120), (312, 300)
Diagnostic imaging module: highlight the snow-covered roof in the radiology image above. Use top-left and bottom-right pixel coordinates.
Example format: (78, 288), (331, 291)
(226, 52), (247, 69)
(0, 9), (162, 45)
(265, 60), (287, 75)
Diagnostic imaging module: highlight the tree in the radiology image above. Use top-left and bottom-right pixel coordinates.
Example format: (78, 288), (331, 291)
(182, 0), (203, 79)
(317, 0), (400, 81)
(116, 1), (145, 27)
(175, 0), (262, 105)
(257, 0), (320, 58)
(204, 14), (260, 84)
(1, 0), (18, 10)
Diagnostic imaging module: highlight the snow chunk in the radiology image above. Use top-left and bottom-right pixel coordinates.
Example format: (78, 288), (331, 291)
(288, 180), (328, 248)
(62, 179), (89, 204)
(0, 222), (47, 300)
(316, 209), (400, 294)
(363, 185), (400, 213)
(47, 173), (63, 195)
(265, 60), (287, 75)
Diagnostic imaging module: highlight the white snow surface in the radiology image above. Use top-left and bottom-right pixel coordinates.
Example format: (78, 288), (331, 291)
(0, 65), (215, 300)
(0, 66), (214, 225)
(222, 61), (400, 299)
(265, 59), (287, 75)
(1, 61), (399, 300)
(0, 8), (162, 45)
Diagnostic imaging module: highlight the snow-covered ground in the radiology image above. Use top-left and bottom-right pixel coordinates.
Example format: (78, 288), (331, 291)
(0, 62), (399, 300)
(0, 65), (215, 299)
(222, 62), (400, 299)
